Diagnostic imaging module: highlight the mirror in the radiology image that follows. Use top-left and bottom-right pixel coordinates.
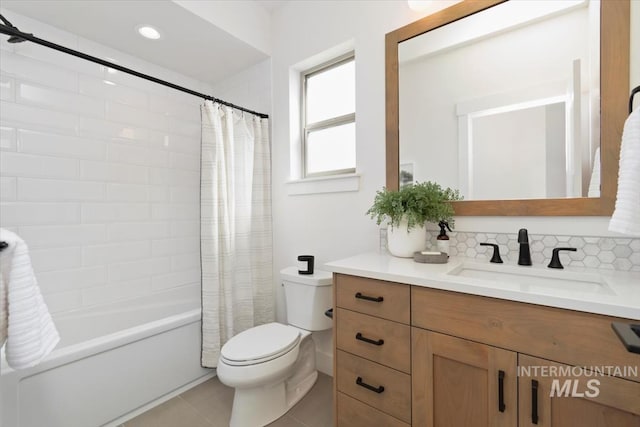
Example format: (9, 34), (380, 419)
(386, 0), (629, 215)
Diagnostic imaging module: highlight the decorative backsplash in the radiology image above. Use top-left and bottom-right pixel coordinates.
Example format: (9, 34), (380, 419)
(379, 229), (640, 272)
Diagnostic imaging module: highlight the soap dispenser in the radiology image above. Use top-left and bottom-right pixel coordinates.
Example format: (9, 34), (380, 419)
(436, 221), (452, 254)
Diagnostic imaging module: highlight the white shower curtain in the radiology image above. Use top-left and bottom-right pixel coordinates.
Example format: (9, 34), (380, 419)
(200, 101), (274, 368)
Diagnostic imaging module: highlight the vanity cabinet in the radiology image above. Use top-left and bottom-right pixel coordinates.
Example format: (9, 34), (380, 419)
(412, 329), (517, 427)
(412, 286), (640, 427)
(332, 273), (640, 426)
(518, 355), (640, 427)
(333, 274), (411, 426)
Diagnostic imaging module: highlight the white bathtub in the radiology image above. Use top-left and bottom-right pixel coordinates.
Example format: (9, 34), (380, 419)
(1, 289), (213, 427)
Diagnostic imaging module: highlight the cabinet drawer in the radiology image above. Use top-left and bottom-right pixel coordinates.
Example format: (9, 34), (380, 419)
(412, 286), (640, 382)
(337, 350), (411, 423)
(337, 392), (410, 427)
(336, 274), (410, 323)
(337, 308), (411, 373)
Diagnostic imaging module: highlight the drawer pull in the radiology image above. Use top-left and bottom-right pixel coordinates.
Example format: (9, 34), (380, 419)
(498, 370), (505, 412)
(355, 332), (384, 346)
(611, 322), (640, 354)
(355, 292), (384, 303)
(531, 379), (539, 425)
(356, 376), (385, 394)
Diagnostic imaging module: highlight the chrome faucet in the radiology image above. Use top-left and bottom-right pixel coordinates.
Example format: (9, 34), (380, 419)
(517, 229), (532, 266)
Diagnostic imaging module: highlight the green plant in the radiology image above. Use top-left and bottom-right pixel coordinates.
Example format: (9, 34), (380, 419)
(366, 181), (462, 231)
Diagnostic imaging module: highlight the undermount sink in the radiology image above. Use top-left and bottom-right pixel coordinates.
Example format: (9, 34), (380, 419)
(446, 261), (615, 295)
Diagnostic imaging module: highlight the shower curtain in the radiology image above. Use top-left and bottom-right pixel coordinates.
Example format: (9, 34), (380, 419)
(200, 101), (274, 368)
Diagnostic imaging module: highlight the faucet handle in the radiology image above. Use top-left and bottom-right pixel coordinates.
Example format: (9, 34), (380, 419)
(480, 243), (503, 264)
(548, 247), (577, 269)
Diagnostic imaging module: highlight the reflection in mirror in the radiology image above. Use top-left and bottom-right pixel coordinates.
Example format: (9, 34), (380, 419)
(466, 102), (567, 200)
(398, 0), (600, 201)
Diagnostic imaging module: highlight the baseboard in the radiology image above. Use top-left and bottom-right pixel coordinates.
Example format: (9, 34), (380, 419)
(316, 349), (333, 377)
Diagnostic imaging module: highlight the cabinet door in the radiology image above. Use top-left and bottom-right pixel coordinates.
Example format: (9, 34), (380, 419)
(519, 354), (640, 427)
(412, 328), (517, 427)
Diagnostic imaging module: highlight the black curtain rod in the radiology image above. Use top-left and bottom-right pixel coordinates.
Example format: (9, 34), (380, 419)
(0, 17), (269, 119)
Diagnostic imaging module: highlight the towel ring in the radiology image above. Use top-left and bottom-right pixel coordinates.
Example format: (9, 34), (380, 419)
(630, 85), (640, 113)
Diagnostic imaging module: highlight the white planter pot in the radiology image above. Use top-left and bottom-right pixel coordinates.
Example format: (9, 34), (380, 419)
(387, 218), (427, 258)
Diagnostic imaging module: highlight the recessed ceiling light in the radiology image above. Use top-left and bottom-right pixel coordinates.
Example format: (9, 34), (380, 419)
(137, 25), (161, 40)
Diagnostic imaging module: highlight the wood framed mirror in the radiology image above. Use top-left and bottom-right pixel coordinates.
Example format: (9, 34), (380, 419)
(386, 0), (629, 216)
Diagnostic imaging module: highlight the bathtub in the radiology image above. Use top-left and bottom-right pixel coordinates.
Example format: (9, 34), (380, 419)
(1, 288), (213, 427)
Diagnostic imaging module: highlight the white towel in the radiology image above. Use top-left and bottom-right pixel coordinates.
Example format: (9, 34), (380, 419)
(0, 229), (60, 369)
(609, 109), (640, 235)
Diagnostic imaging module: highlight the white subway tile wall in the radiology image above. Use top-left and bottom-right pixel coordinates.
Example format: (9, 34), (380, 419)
(0, 10), (206, 314)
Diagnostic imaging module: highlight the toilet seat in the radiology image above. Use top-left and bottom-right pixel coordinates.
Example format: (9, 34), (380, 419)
(220, 323), (301, 366)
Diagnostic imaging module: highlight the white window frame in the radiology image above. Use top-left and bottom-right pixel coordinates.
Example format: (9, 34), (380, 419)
(301, 52), (356, 178)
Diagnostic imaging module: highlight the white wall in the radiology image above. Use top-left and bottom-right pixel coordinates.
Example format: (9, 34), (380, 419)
(271, 2), (416, 321)
(210, 58), (272, 117)
(268, 0), (640, 322)
(0, 10), (206, 315)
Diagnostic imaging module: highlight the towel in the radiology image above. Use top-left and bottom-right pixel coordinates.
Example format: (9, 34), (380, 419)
(609, 109), (640, 235)
(587, 147), (601, 197)
(0, 229), (60, 369)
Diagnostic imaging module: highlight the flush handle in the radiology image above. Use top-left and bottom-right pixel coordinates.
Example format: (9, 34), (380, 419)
(355, 292), (384, 303)
(355, 332), (384, 346)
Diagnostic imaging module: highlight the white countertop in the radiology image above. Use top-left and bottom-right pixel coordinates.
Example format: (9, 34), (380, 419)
(324, 252), (640, 320)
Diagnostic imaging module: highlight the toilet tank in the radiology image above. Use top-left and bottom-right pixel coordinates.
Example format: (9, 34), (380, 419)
(281, 267), (333, 331)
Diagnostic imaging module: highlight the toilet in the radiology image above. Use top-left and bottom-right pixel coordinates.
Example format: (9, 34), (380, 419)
(216, 267), (333, 427)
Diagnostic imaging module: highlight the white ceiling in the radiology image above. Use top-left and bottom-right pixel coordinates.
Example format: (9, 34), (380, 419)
(0, 0), (277, 86)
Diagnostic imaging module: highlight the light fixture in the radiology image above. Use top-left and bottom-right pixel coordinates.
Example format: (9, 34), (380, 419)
(137, 25), (161, 40)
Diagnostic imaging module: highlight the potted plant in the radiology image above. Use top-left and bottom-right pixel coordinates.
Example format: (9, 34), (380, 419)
(366, 181), (462, 257)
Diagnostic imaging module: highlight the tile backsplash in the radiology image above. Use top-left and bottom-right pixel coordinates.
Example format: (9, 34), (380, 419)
(380, 228), (640, 272)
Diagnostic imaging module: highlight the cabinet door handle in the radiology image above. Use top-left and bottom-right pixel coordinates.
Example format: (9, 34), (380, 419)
(355, 292), (384, 303)
(531, 379), (539, 425)
(355, 332), (384, 346)
(356, 376), (385, 394)
(498, 370), (506, 412)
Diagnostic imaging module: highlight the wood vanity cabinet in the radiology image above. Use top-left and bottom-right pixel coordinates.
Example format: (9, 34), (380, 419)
(412, 286), (640, 427)
(333, 274), (412, 426)
(333, 273), (640, 426)
(412, 329), (517, 427)
(517, 355), (640, 427)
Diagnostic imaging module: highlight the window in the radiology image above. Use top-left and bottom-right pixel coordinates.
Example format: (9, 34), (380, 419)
(302, 53), (355, 177)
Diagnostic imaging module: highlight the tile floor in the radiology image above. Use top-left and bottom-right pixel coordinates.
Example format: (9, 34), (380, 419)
(122, 372), (333, 427)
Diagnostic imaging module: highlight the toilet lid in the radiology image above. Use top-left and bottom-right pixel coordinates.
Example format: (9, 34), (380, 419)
(220, 323), (301, 366)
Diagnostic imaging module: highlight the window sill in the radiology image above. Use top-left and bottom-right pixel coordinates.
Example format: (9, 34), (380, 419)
(286, 173), (360, 196)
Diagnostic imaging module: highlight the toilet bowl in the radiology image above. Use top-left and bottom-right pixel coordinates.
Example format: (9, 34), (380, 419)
(216, 268), (332, 427)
